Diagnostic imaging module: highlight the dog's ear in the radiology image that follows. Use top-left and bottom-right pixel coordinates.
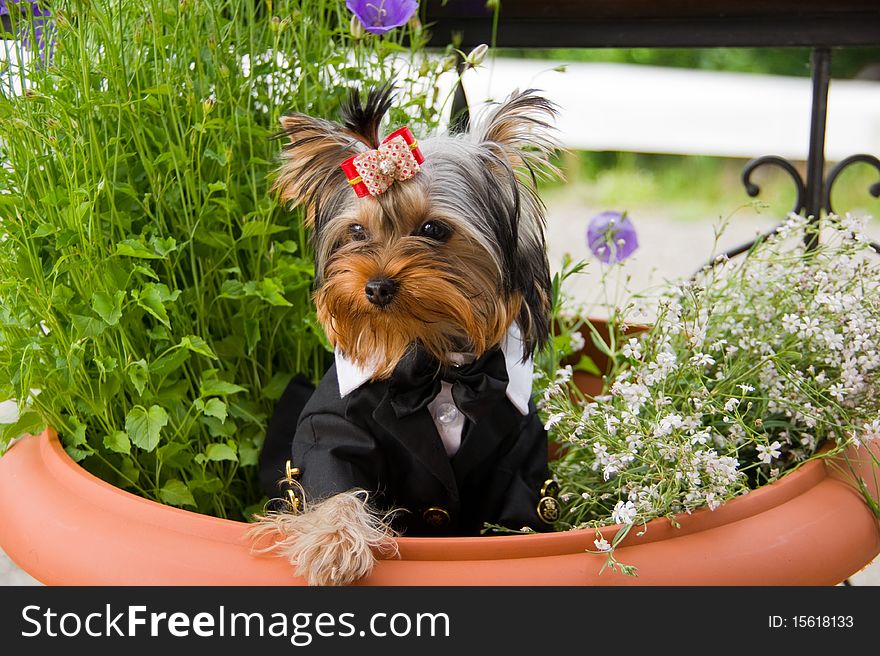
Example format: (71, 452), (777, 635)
(512, 226), (552, 359)
(473, 90), (557, 359)
(272, 113), (361, 227)
(340, 84), (395, 149)
(273, 86), (395, 227)
(472, 88), (560, 181)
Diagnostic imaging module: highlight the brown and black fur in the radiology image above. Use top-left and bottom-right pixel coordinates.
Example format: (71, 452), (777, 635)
(273, 85), (556, 376)
(251, 86), (560, 585)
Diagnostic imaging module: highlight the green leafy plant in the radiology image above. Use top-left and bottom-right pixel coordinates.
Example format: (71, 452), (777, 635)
(0, 0), (450, 519)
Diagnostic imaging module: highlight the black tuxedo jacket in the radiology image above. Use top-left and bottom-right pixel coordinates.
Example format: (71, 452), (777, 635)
(260, 348), (553, 536)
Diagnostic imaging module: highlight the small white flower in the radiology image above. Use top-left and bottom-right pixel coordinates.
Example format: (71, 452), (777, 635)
(602, 463), (618, 481)
(840, 212), (867, 237)
(799, 316), (820, 338)
(857, 419), (880, 446)
(656, 351), (677, 368)
(737, 383), (755, 393)
(594, 538), (612, 552)
(691, 430), (711, 445)
(781, 313), (800, 334)
(554, 365), (573, 384)
(822, 329), (844, 351)
(689, 353), (716, 367)
(612, 500), (638, 524)
(622, 337), (642, 360)
(543, 412), (565, 431)
(653, 413), (684, 437)
(723, 398), (740, 413)
(756, 441), (782, 464)
(829, 383), (846, 402)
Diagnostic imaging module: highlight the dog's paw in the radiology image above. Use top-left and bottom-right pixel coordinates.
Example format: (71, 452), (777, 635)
(249, 490), (398, 586)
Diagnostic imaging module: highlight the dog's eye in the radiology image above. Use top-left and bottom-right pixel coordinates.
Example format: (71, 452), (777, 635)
(418, 221), (452, 242)
(349, 224), (368, 242)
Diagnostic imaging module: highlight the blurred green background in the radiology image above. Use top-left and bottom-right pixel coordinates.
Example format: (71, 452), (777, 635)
(512, 47), (880, 222)
(502, 46), (880, 78)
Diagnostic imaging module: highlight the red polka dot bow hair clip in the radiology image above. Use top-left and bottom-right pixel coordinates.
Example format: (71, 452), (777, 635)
(340, 127), (425, 197)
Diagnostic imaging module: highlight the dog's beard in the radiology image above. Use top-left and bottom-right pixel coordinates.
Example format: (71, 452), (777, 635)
(316, 248), (519, 379)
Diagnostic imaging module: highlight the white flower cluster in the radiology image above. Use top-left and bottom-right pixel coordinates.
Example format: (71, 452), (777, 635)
(539, 214), (880, 532)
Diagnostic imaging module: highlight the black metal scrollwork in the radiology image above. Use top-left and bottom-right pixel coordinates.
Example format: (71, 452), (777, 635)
(706, 49), (880, 268)
(825, 154), (880, 215)
(711, 152), (880, 267)
(741, 155), (806, 216)
(825, 155), (880, 253)
(705, 157), (804, 264)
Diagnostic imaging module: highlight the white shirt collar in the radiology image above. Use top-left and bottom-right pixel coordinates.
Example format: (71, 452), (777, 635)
(334, 323), (534, 415)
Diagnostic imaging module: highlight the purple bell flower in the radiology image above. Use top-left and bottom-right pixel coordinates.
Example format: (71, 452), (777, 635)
(587, 211), (639, 264)
(0, 0), (55, 68)
(346, 0), (418, 35)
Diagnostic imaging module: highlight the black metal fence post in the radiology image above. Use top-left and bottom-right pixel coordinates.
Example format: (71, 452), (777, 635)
(804, 48), (831, 249)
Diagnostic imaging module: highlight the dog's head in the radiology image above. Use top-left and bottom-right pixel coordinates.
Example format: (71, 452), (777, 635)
(274, 86), (558, 378)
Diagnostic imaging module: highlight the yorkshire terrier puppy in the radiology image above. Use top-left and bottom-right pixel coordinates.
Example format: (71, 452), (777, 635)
(250, 85), (561, 586)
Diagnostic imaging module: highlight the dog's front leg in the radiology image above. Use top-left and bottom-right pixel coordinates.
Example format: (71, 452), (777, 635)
(249, 490), (398, 586)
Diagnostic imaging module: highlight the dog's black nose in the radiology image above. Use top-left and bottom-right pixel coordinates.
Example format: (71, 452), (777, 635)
(364, 278), (398, 307)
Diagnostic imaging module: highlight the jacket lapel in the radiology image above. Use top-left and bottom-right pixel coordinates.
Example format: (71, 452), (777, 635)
(451, 395), (521, 482)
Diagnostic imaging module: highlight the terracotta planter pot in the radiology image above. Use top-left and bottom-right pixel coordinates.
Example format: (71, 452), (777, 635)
(1, 428), (877, 585)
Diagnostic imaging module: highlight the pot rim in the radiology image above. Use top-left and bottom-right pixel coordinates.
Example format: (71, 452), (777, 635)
(29, 427), (831, 561)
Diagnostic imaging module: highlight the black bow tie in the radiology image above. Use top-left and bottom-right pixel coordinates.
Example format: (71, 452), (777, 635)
(388, 347), (510, 423)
